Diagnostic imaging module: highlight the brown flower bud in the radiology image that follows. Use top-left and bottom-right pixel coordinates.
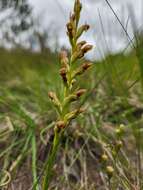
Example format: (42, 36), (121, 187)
(56, 121), (66, 129)
(67, 22), (73, 32)
(83, 24), (90, 31)
(70, 13), (76, 23)
(64, 107), (85, 122)
(59, 67), (67, 83)
(48, 91), (56, 100)
(64, 89), (86, 106)
(72, 62), (92, 77)
(59, 67), (67, 75)
(48, 91), (61, 109)
(59, 51), (69, 67)
(75, 41), (87, 52)
(74, 0), (82, 26)
(74, 0), (82, 15)
(71, 43), (93, 63)
(77, 51), (84, 59)
(76, 89), (86, 97)
(71, 45), (92, 62)
(71, 50), (83, 63)
(59, 50), (68, 60)
(81, 44), (93, 54)
(77, 41), (87, 48)
(67, 22), (74, 39)
(82, 62), (92, 71)
(76, 24), (90, 39)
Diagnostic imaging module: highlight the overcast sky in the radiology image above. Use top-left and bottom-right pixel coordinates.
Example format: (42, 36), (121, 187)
(28, 0), (143, 59)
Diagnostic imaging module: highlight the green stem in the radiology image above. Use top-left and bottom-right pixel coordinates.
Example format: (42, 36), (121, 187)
(108, 179), (112, 190)
(42, 129), (62, 190)
(32, 133), (39, 190)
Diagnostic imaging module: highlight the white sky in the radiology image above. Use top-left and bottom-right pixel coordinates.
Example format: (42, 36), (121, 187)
(28, 0), (143, 59)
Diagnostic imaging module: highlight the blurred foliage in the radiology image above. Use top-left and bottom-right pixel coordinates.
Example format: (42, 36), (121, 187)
(0, 0), (33, 41)
(0, 47), (140, 114)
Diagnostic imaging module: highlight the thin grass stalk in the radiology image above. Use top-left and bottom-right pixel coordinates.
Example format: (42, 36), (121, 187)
(32, 133), (39, 190)
(0, 132), (32, 187)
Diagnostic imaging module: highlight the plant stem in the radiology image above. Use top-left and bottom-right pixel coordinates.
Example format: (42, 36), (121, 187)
(108, 179), (112, 190)
(42, 129), (62, 190)
(137, 135), (141, 189)
(32, 133), (39, 190)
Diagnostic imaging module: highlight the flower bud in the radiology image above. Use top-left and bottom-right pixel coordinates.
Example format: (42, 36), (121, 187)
(76, 24), (90, 39)
(81, 44), (93, 54)
(74, 0), (82, 12)
(48, 91), (56, 100)
(64, 89), (86, 106)
(76, 89), (86, 97)
(115, 140), (123, 152)
(72, 62), (92, 77)
(82, 62), (93, 71)
(106, 166), (114, 179)
(59, 67), (67, 74)
(67, 22), (74, 40)
(71, 50), (84, 63)
(70, 13), (76, 24)
(115, 124), (125, 138)
(71, 79), (76, 85)
(77, 51), (84, 59)
(74, 0), (82, 24)
(59, 67), (67, 84)
(64, 107), (85, 122)
(101, 154), (108, 162)
(76, 41), (87, 51)
(59, 51), (69, 67)
(67, 22), (73, 33)
(48, 91), (61, 108)
(77, 41), (87, 46)
(64, 95), (77, 106)
(56, 120), (66, 129)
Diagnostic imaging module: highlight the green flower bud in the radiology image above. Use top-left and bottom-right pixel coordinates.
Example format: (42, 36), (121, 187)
(115, 124), (125, 137)
(106, 166), (114, 179)
(101, 153), (108, 162)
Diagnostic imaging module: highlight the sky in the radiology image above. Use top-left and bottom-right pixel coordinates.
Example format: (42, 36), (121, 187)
(28, 0), (143, 59)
